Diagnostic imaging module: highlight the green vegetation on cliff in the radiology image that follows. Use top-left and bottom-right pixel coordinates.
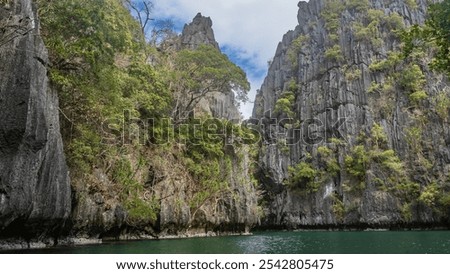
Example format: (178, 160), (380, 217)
(268, 0), (450, 226)
(36, 0), (255, 230)
(402, 0), (450, 76)
(30, 0), (450, 232)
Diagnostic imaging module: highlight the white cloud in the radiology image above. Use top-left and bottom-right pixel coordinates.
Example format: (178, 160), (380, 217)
(153, 0), (300, 118)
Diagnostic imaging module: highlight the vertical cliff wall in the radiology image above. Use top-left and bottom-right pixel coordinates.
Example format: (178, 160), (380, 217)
(69, 13), (259, 240)
(0, 0), (71, 243)
(153, 13), (258, 236)
(253, 0), (449, 228)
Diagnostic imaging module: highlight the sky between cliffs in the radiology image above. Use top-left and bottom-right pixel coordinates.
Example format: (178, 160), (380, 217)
(153, 0), (300, 118)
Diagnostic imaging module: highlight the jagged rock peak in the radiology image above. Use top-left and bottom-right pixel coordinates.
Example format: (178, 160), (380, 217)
(180, 12), (220, 49)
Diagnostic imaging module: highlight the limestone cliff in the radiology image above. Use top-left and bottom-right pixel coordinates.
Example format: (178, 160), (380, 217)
(180, 13), (242, 121)
(69, 13), (258, 240)
(180, 13), (220, 50)
(0, 3), (257, 248)
(3, 0), (448, 251)
(253, 0), (449, 228)
(154, 13), (258, 236)
(0, 0), (71, 246)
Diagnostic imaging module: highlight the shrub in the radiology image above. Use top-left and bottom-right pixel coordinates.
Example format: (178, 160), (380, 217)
(324, 45), (344, 62)
(367, 9), (385, 23)
(399, 64), (427, 103)
(409, 90), (428, 103)
(274, 91), (296, 118)
(125, 196), (159, 222)
(371, 123), (388, 148)
(401, 203), (413, 221)
(287, 79), (299, 93)
(405, 126), (422, 153)
(385, 12), (405, 30)
(288, 162), (318, 189)
(396, 180), (421, 202)
(318, 146), (333, 157)
(345, 67), (362, 81)
(318, 146), (340, 176)
(332, 194), (345, 222)
(328, 34), (339, 43)
(439, 193), (450, 207)
(405, 0), (418, 9)
(419, 183), (440, 207)
(368, 82), (382, 94)
(353, 21), (383, 47)
(322, 0), (345, 33)
(330, 138), (347, 146)
(376, 150), (405, 176)
(345, 145), (369, 180)
(369, 51), (402, 72)
(277, 139), (290, 155)
(347, 0), (370, 12)
(287, 35), (309, 68)
(434, 90), (450, 120)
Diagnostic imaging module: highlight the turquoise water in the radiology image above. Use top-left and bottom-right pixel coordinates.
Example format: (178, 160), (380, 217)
(13, 231), (450, 254)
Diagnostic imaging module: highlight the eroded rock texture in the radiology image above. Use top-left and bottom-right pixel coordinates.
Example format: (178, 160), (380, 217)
(180, 12), (220, 50)
(0, 0), (71, 240)
(253, 0), (449, 228)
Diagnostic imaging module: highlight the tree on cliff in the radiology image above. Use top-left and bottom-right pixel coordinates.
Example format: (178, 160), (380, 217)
(124, 0), (175, 45)
(32, 0), (254, 232)
(426, 0), (450, 75)
(170, 44), (250, 123)
(124, 0), (154, 37)
(402, 0), (450, 76)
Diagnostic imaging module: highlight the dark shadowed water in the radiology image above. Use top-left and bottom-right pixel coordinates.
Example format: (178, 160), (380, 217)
(8, 231), (450, 254)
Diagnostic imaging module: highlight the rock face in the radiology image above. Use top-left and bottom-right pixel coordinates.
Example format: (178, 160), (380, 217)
(154, 147), (260, 237)
(155, 13), (258, 236)
(68, 13), (258, 240)
(180, 13), (242, 121)
(180, 13), (220, 50)
(253, 0), (449, 228)
(0, 0), (71, 241)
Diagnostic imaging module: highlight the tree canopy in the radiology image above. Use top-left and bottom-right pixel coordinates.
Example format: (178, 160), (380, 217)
(426, 0), (450, 74)
(170, 44), (250, 122)
(402, 0), (450, 76)
(34, 0), (253, 224)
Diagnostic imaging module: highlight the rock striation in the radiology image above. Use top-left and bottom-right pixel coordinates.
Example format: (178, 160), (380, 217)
(0, 0), (71, 244)
(253, 0), (449, 229)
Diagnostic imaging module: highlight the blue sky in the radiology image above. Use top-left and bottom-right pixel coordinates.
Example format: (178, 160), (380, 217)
(151, 0), (300, 118)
